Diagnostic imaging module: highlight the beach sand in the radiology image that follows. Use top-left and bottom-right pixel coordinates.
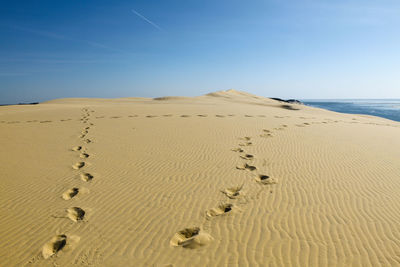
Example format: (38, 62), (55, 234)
(1, 89), (400, 266)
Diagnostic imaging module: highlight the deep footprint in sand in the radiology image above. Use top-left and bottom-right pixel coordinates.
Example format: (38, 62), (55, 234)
(62, 188), (79, 200)
(238, 142), (252, 146)
(72, 146), (82, 151)
(221, 185), (243, 199)
(84, 139), (92, 144)
(170, 227), (213, 249)
(255, 174), (278, 185)
(80, 173), (93, 182)
(80, 153), (89, 159)
(206, 203), (233, 218)
(72, 162), (85, 170)
(231, 148), (244, 153)
(42, 235), (67, 259)
(240, 154), (254, 160)
(236, 163), (257, 171)
(260, 133), (273, 138)
(67, 207), (85, 222)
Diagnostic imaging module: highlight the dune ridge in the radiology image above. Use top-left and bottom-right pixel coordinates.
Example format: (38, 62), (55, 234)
(1, 90), (400, 266)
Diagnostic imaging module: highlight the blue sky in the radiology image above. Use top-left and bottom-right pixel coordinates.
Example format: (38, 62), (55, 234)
(1, 0), (400, 104)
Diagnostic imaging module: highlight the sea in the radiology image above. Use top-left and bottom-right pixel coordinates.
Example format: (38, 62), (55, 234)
(302, 99), (400, 122)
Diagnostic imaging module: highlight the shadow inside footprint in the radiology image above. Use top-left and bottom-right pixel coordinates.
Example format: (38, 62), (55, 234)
(72, 146), (82, 151)
(42, 235), (67, 259)
(62, 188), (79, 200)
(260, 133), (273, 138)
(255, 174), (278, 185)
(221, 185), (243, 199)
(240, 154), (254, 160)
(231, 148), (244, 153)
(80, 153), (89, 158)
(236, 163), (257, 171)
(80, 173), (93, 182)
(67, 207), (85, 222)
(238, 142), (252, 146)
(72, 162), (85, 170)
(170, 227), (213, 249)
(206, 203), (233, 218)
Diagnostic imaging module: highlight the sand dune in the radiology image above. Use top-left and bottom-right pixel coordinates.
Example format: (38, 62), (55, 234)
(1, 90), (400, 266)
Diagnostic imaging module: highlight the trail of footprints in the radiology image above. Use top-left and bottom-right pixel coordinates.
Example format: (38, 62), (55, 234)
(170, 130), (283, 250)
(35, 111), (399, 258)
(1, 113), (399, 129)
(41, 107), (95, 260)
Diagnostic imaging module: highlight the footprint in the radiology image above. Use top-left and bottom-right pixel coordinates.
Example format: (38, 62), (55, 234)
(263, 129), (271, 133)
(84, 139), (92, 144)
(146, 115), (157, 118)
(215, 115), (225, 118)
(62, 188), (79, 200)
(260, 133), (273, 138)
(240, 154), (254, 160)
(231, 148), (244, 153)
(162, 114), (173, 117)
(72, 146), (82, 151)
(236, 163), (257, 171)
(40, 120), (52, 123)
(206, 203), (233, 218)
(128, 115), (138, 117)
(110, 116), (121, 119)
(81, 130), (88, 135)
(244, 115), (253, 117)
(181, 115), (190, 118)
(42, 235), (67, 259)
(238, 142), (252, 146)
(67, 207), (85, 222)
(239, 136), (251, 141)
(80, 173), (93, 182)
(221, 185), (243, 199)
(170, 227), (213, 249)
(80, 153), (89, 159)
(255, 174), (278, 185)
(72, 162), (85, 170)
(197, 114), (208, 117)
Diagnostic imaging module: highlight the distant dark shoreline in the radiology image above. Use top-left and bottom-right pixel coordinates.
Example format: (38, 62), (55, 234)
(0, 102), (39, 107)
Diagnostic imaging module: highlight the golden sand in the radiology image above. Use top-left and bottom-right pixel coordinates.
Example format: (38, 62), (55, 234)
(1, 90), (400, 266)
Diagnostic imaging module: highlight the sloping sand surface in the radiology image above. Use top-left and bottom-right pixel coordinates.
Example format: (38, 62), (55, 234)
(1, 90), (400, 266)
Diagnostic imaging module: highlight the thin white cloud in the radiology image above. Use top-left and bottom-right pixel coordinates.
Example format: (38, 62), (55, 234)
(131, 9), (164, 31)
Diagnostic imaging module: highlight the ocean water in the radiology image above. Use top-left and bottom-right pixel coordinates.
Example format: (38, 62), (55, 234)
(302, 99), (400, 122)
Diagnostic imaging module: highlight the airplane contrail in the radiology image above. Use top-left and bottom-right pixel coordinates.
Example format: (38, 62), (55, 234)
(131, 9), (164, 31)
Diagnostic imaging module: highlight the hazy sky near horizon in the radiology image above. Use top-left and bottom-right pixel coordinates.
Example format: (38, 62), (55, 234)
(1, 0), (400, 104)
